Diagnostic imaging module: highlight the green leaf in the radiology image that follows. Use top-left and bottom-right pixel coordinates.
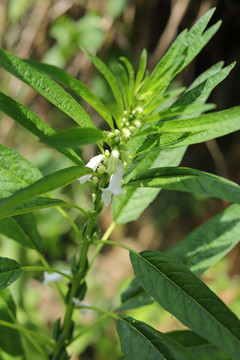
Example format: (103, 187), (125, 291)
(0, 166), (93, 217)
(138, 102), (240, 137)
(136, 63), (235, 155)
(135, 106), (240, 150)
(120, 57), (135, 109)
(122, 203), (240, 310)
(118, 278), (154, 311)
(171, 62), (235, 110)
(0, 92), (83, 165)
(130, 251), (240, 359)
(135, 49), (147, 90)
(0, 257), (24, 290)
(0, 49), (94, 128)
(41, 127), (106, 148)
(117, 316), (198, 360)
(0, 197), (65, 218)
(167, 204), (240, 276)
(26, 60), (114, 129)
(0, 289), (24, 356)
(0, 144), (42, 199)
(0, 213), (43, 252)
(142, 103), (215, 123)
(141, 9), (218, 95)
(86, 50), (124, 113)
(187, 61), (224, 91)
(140, 30), (187, 95)
(113, 147), (186, 224)
(126, 166), (240, 204)
(175, 20), (221, 79)
(167, 330), (232, 360)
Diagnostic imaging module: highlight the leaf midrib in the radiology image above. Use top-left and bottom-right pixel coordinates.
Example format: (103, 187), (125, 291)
(120, 318), (167, 360)
(137, 253), (240, 344)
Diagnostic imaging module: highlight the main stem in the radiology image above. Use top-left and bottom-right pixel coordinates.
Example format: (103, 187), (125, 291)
(50, 181), (106, 359)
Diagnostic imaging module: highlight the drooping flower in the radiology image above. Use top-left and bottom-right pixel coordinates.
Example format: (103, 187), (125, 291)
(101, 160), (126, 206)
(43, 270), (71, 285)
(78, 154), (105, 184)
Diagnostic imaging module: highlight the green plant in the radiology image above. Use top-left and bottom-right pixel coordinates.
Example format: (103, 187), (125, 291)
(0, 8), (240, 359)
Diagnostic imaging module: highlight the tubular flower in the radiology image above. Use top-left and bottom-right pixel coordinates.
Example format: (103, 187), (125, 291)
(101, 160), (126, 206)
(78, 154), (105, 184)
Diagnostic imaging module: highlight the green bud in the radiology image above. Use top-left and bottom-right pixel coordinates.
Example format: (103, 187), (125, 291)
(97, 164), (106, 174)
(107, 149), (119, 174)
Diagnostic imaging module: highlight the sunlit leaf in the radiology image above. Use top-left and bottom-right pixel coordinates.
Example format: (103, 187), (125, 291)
(130, 251), (240, 359)
(0, 49), (95, 128)
(0, 92), (83, 165)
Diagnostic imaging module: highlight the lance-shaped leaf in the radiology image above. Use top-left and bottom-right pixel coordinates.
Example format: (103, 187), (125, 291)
(0, 197), (66, 218)
(135, 107), (240, 148)
(0, 144), (42, 199)
(130, 251), (240, 359)
(117, 316), (199, 360)
(0, 257), (24, 290)
(0, 166), (93, 217)
(86, 50), (124, 113)
(135, 49), (147, 90)
(166, 62), (234, 113)
(120, 203), (240, 310)
(0, 92), (83, 165)
(167, 204), (240, 275)
(41, 127), (106, 148)
(0, 49), (95, 128)
(142, 103), (215, 123)
(141, 9), (218, 95)
(167, 330), (232, 360)
(117, 277), (154, 311)
(0, 213), (43, 252)
(134, 62), (235, 155)
(0, 289), (24, 356)
(26, 60), (114, 129)
(126, 167), (240, 204)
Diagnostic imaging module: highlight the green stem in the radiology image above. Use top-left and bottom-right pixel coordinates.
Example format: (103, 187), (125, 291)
(89, 221), (116, 268)
(75, 304), (119, 320)
(38, 252), (50, 268)
(0, 320), (55, 347)
(92, 239), (137, 254)
(69, 314), (108, 345)
(51, 180), (108, 358)
(64, 202), (90, 217)
(22, 266), (72, 280)
(56, 206), (83, 241)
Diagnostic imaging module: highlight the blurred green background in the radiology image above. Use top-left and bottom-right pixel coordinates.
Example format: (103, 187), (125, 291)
(0, 0), (239, 359)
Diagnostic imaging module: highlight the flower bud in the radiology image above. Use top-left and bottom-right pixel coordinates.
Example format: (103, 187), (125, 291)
(107, 149), (119, 175)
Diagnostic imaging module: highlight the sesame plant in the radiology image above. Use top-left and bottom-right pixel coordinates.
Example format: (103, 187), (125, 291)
(0, 8), (240, 360)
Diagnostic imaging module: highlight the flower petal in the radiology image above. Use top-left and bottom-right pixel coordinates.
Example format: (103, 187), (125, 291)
(108, 161), (126, 195)
(101, 189), (112, 206)
(78, 154), (104, 184)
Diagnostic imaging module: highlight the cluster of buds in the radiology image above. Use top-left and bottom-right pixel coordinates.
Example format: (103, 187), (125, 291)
(105, 106), (143, 166)
(121, 106), (143, 140)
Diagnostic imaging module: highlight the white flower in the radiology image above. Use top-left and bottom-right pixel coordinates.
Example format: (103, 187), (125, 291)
(43, 270), (71, 285)
(78, 154), (104, 184)
(101, 160), (126, 206)
(72, 298), (92, 316)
